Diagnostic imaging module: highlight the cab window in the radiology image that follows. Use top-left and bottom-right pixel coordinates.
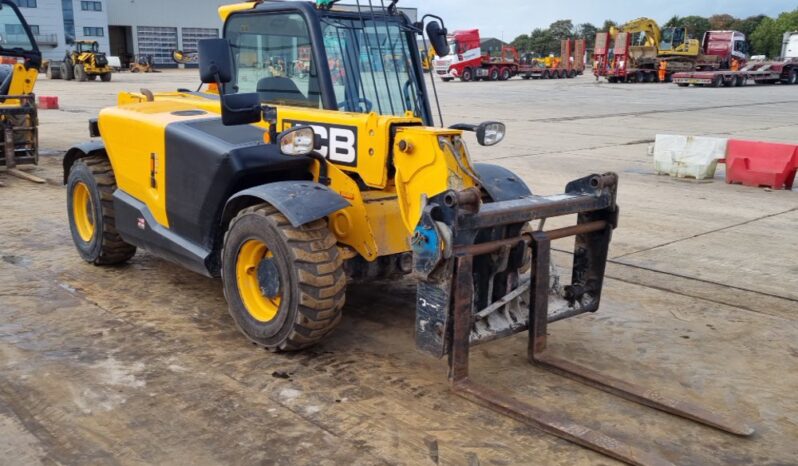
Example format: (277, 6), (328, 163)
(225, 12), (321, 109)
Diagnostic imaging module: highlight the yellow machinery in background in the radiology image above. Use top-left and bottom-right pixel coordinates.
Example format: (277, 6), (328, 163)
(421, 47), (435, 72)
(48, 40), (112, 82)
(614, 17), (700, 58)
(0, 0), (44, 185)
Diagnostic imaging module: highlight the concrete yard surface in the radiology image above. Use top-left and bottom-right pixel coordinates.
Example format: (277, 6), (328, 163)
(1, 70), (797, 465)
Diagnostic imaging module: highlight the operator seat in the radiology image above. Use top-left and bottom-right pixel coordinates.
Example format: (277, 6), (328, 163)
(256, 76), (316, 107)
(0, 64), (15, 96)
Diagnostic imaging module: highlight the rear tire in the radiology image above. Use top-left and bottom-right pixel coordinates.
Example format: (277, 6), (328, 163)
(500, 67), (511, 81)
(222, 204), (346, 351)
(677, 83), (689, 87)
(735, 75), (745, 87)
(100, 72), (112, 82)
(67, 156), (137, 265)
(62, 61), (74, 80)
(787, 69), (798, 85)
(712, 75), (723, 87)
(74, 64), (87, 82)
(541, 70), (550, 79)
(489, 67), (499, 81)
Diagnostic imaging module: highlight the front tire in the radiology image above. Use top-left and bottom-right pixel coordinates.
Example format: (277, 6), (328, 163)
(67, 156), (136, 265)
(222, 204), (346, 351)
(101, 72), (112, 82)
(460, 67), (473, 82)
(62, 61), (74, 80)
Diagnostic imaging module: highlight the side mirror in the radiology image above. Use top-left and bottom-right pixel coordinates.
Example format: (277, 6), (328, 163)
(425, 21), (450, 58)
(278, 126), (316, 156)
(221, 92), (261, 126)
(198, 38), (234, 84)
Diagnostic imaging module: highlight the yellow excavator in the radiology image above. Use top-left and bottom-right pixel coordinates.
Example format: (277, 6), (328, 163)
(611, 17), (699, 58)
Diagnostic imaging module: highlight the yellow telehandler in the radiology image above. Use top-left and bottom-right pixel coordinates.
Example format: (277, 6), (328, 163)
(0, 0), (43, 185)
(63, 1), (754, 463)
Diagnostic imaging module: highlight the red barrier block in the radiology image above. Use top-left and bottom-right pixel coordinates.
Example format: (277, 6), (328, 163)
(38, 96), (59, 110)
(725, 139), (798, 190)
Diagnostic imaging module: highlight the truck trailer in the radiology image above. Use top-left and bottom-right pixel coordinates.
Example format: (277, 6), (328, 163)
(594, 28), (747, 83)
(433, 29), (584, 82)
(672, 31), (798, 87)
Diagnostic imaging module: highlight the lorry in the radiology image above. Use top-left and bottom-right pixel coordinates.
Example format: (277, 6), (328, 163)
(594, 18), (747, 83)
(672, 31), (798, 87)
(433, 29), (584, 82)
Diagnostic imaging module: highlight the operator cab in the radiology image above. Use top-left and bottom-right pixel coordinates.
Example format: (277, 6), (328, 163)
(75, 40), (100, 54)
(659, 27), (686, 51)
(220, 1), (433, 124)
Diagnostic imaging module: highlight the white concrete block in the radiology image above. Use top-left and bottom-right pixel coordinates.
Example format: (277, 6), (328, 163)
(653, 134), (728, 180)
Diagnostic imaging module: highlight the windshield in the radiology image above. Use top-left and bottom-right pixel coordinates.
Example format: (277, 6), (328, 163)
(321, 15), (426, 120)
(0, 3), (35, 52)
(77, 42), (99, 53)
(226, 12), (322, 109)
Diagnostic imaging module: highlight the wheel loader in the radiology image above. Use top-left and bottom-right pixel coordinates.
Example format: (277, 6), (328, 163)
(63, 1), (753, 463)
(0, 0), (43, 185)
(48, 40), (112, 82)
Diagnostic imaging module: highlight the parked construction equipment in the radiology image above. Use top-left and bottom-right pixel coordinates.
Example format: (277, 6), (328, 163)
(673, 32), (798, 87)
(0, 0), (44, 185)
(47, 40), (112, 82)
(63, 1), (754, 463)
(594, 18), (748, 83)
(434, 29), (583, 82)
(129, 55), (159, 73)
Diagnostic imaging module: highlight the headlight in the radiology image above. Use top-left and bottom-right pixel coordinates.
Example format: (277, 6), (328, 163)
(278, 126), (315, 156)
(477, 122), (506, 147)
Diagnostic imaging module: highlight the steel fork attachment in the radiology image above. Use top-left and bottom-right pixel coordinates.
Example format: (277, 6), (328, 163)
(412, 173), (753, 466)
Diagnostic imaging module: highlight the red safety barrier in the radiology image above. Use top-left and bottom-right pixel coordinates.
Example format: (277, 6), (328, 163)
(38, 96), (59, 110)
(725, 139), (798, 190)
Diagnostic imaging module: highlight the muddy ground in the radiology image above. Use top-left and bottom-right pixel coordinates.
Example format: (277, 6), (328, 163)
(1, 70), (797, 465)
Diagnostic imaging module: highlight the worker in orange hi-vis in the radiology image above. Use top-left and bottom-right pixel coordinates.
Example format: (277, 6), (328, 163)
(658, 60), (668, 82)
(731, 58), (740, 72)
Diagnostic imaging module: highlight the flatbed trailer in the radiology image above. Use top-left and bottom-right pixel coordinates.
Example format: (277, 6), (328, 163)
(435, 35), (584, 82)
(520, 39), (585, 80)
(672, 58), (798, 87)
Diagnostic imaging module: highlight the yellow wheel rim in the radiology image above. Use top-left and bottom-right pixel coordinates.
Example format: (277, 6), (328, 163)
(72, 182), (95, 242)
(236, 239), (282, 323)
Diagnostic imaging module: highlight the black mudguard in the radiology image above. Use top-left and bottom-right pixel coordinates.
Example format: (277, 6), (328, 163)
(474, 163), (533, 201)
(223, 181), (351, 229)
(63, 140), (106, 184)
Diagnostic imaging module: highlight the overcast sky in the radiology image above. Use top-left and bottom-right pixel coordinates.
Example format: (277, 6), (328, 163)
(396, 0), (797, 40)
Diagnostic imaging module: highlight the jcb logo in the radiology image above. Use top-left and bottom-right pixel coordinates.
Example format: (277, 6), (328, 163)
(283, 120), (358, 166)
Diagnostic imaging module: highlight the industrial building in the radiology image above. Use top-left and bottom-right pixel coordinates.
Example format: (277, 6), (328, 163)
(18, 1), (418, 67)
(16, 0), (228, 66)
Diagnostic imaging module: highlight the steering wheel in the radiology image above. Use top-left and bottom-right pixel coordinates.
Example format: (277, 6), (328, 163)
(402, 79), (415, 111)
(338, 98), (373, 113)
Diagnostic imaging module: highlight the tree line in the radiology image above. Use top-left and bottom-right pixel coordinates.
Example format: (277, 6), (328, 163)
(510, 8), (798, 58)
